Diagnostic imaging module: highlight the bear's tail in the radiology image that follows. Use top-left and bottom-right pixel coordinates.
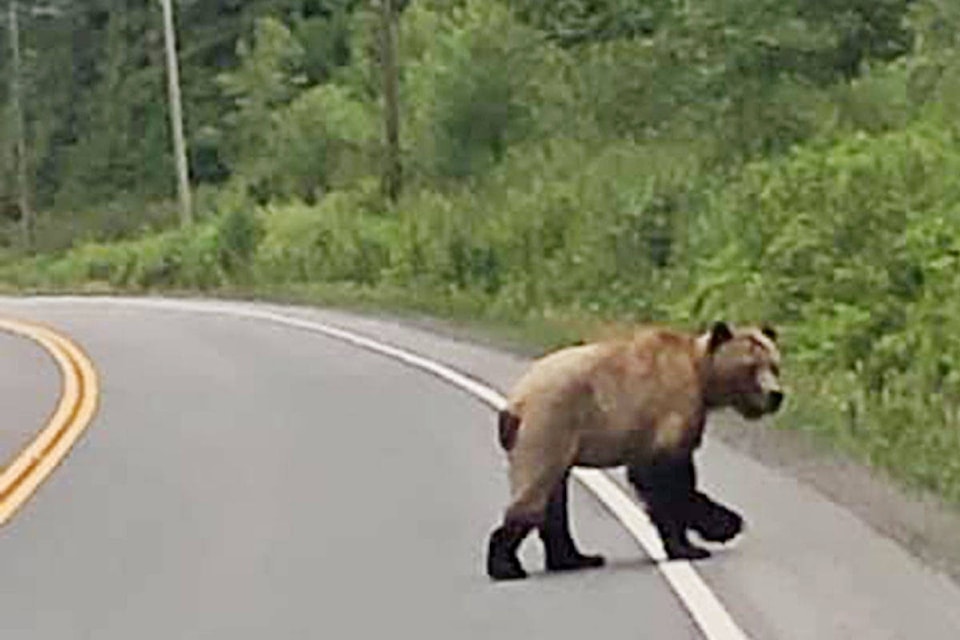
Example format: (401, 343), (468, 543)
(497, 410), (520, 451)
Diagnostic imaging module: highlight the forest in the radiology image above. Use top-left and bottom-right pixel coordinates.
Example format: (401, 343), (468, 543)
(2, 0), (960, 505)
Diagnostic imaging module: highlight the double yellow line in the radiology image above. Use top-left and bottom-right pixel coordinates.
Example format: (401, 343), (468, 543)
(0, 318), (99, 526)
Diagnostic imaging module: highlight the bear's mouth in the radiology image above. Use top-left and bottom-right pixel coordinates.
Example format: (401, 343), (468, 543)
(735, 401), (768, 420)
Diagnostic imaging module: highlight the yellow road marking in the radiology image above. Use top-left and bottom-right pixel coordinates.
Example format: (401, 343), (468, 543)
(0, 318), (99, 526)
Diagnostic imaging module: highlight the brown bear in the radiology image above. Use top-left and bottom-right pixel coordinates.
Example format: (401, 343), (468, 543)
(487, 321), (783, 581)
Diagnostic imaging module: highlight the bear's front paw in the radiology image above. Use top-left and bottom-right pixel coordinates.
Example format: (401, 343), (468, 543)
(690, 501), (744, 543)
(664, 539), (712, 561)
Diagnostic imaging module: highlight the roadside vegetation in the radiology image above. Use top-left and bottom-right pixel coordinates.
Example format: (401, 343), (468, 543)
(2, 1), (960, 503)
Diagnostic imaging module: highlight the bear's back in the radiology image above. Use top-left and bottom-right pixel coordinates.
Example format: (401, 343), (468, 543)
(507, 342), (610, 414)
(507, 328), (704, 420)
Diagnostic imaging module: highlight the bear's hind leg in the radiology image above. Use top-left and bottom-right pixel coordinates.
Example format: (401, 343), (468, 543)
(539, 471), (605, 572)
(487, 421), (578, 580)
(487, 464), (564, 581)
(487, 520), (534, 581)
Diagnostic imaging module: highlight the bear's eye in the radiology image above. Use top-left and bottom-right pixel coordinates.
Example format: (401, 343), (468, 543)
(771, 363), (780, 377)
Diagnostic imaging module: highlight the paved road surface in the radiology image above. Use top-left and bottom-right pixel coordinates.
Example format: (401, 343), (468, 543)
(1, 297), (960, 639)
(0, 329), (59, 459)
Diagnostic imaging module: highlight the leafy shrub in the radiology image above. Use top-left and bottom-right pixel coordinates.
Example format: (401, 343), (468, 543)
(217, 206), (263, 281)
(400, 2), (556, 180)
(255, 186), (394, 285)
(662, 121), (960, 498)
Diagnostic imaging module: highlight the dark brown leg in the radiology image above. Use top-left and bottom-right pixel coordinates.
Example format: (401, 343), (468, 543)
(627, 456), (711, 561)
(487, 520), (534, 581)
(539, 472), (605, 572)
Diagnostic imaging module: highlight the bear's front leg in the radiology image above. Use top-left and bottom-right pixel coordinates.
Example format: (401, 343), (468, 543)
(669, 454), (744, 543)
(627, 455), (712, 561)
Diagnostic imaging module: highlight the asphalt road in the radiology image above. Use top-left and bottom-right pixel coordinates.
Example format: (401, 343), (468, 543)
(2, 297), (960, 639)
(0, 329), (59, 459)
(0, 299), (699, 639)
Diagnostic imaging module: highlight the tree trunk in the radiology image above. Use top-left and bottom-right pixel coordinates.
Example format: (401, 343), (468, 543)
(9, 0), (33, 249)
(379, 0), (401, 202)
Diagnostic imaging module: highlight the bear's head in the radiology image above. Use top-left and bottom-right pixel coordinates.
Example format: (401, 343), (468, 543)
(700, 321), (784, 420)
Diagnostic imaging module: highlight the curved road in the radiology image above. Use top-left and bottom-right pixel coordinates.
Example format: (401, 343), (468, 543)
(1, 297), (959, 639)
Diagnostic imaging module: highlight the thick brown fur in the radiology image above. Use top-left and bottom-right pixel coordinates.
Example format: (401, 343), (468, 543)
(486, 322), (784, 581)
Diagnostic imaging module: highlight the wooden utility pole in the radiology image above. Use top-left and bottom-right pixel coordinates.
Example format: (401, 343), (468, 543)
(8, 0), (32, 249)
(379, 0), (401, 202)
(159, 0), (193, 226)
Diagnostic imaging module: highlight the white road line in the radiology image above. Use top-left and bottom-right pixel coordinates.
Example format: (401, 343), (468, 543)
(7, 296), (752, 640)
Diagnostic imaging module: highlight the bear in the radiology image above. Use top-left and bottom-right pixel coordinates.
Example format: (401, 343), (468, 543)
(486, 321), (783, 581)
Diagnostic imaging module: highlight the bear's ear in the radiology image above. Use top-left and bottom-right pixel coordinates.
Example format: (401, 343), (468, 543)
(707, 321), (734, 354)
(760, 324), (778, 343)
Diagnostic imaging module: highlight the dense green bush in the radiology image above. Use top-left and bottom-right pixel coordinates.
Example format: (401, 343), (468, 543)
(255, 184), (394, 285)
(660, 122), (960, 500)
(399, 2), (564, 181)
